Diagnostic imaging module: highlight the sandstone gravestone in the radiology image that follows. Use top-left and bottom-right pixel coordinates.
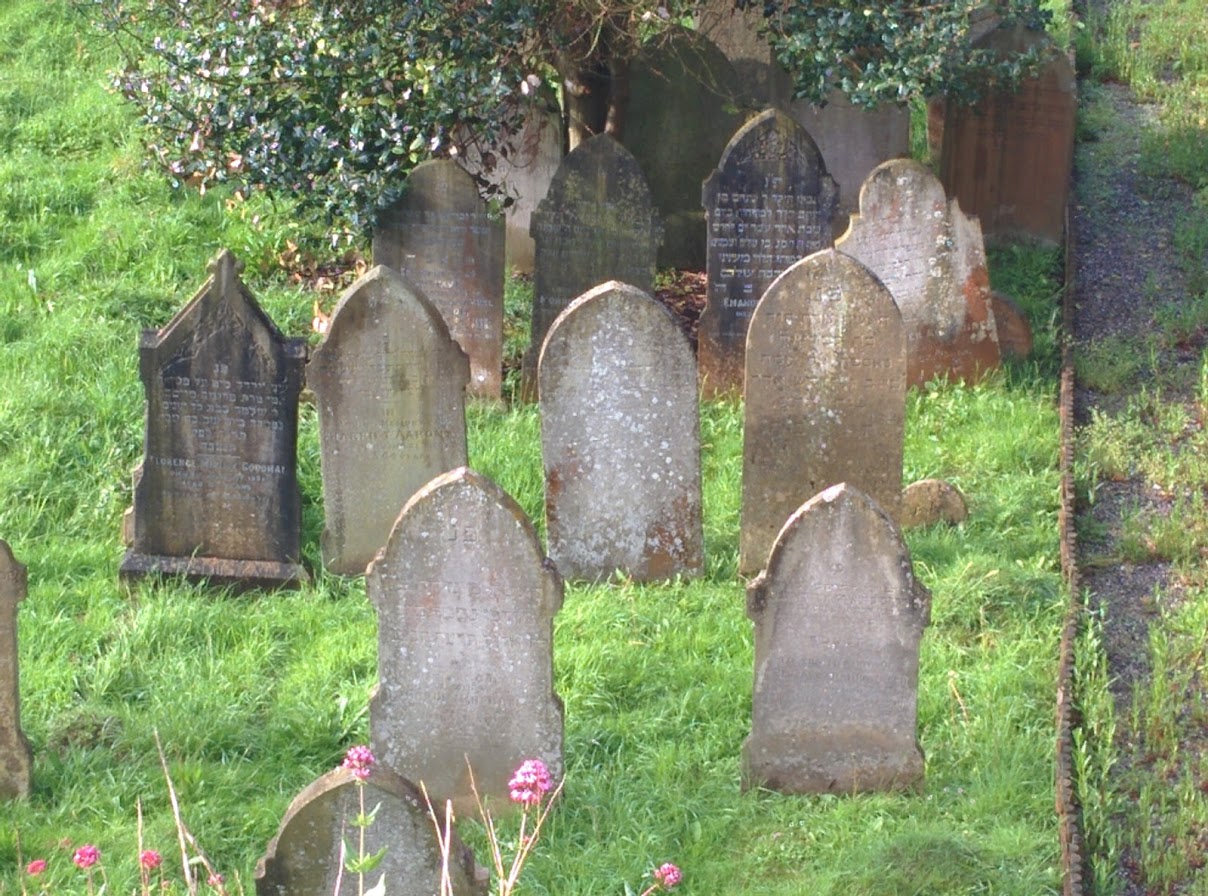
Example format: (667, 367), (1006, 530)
(367, 467), (563, 814)
(837, 158), (1001, 387)
(901, 478), (969, 529)
(255, 765), (484, 896)
(308, 265), (470, 575)
(740, 249), (905, 575)
(700, 110), (839, 397)
(523, 135), (661, 399)
(539, 281), (703, 582)
(372, 160), (505, 399)
(743, 483), (930, 794)
(0, 540), (31, 800)
(120, 250), (308, 589)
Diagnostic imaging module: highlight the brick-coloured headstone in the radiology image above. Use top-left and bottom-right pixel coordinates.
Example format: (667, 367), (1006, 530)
(372, 160), (505, 399)
(523, 135), (662, 400)
(367, 467), (563, 815)
(0, 540), (31, 800)
(120, 250), (308, 590)
(255, 765), (484, 896)
(700, 110), (839, 397)
(837, 158), (1001, 387)
(308, 266), (470, 575)
(742, 483), (930, 794)
(740, 249), (904, 575)
(539, 281), (703, 582)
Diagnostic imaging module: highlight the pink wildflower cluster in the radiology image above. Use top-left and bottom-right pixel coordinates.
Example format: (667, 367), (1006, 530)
(654, 862), (683, 889)
(73, 845), (100, 870)
(507, 758), (553, 807)
(341, 744), (376, 782)
(140, 849), (162, 871)
(25, 858), (47, 876)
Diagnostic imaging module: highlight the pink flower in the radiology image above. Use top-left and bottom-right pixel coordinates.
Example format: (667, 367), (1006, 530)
(654, 863), (683, 889)
(207, 872), (225, 888)
(73, 845), (100, 869)
(341, 745), (375, 782)
(508, 758), (553, 806)
(25, 859), (47, 876)
(140, 849), (162, 870)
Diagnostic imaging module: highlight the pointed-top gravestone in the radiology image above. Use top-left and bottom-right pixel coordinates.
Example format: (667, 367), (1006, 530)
(743, 483), (930, 795)
(740, 249), (905, 575)
(367, 467), (563, 815)
(0, 540), (31, 800)
(120, 250), (309, 590)
(837, 158), (1001, 387)
(372, 160), (505, 399)
(539, 281), (703, 582)
(308, 265), (470, 575)
(523, 135), (662, 400)
(700, 109), (839, 397)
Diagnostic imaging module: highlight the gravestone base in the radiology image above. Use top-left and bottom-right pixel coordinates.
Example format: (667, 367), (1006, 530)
(742, 728), (925, 795)
(119, 551), (308, 591)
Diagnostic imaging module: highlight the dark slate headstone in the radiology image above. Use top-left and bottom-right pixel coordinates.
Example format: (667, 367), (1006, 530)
(120, 250), (308, 590)
(372, 160), (505, 399)
(699, 110), (839, 397)
(539, 281), (703, 582)
(0, 540), (31, 800)
(307, 266), (470, 575)
(742, 483), (930, 794)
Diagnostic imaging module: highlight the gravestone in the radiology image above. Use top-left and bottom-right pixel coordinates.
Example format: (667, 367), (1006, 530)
(307, 265), (470, 575)
(255, 765), (484, 896)
(523, 135), (662, 400)
(0, 540), (31, 800)
(700, 110), (839, 397)
(740, 249), (904, 576)
(120, 250), (309, 590)
(742, 483), (930, 794)
(836, 158), (1001, 387)
(901, 478), (969, 528)
(367, 467), (563, 815)
(622, 26), (744, 270)
(372, 160), (505, 399)
(539, 281), (703, 582)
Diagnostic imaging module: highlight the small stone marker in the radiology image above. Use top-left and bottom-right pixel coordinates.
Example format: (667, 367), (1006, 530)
(836, 158), (1001, 387)
(700, 110), (839, 397)
(990, 291), (1034, 359)
(523, 135), (661, 399)
(308, 265), (470, 575)
(255, 765), (484, 896)
(901, 479), (969, 529)
(740, 249), (905, 576)
(742, 483), (931, 794)
(367, 467), (563, 814)
(0, 540), (32, 800)
(539, 281), (703, 582)
(120, 250), (308, 590)
(372, 160), (505, 399)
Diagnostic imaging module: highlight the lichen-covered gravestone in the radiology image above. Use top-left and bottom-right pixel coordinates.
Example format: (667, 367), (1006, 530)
(120, 250), (309, 589)
(372, 160), (505, 399)
(743, 483), (931, 794)
(700, 110), (838, 397)
(539, 281), (703, 582)
(367, 467), (563, 814)
(0, 539), (31, 800)
(308, 266), (469, 575)
(740, 249), (904, 576)
(837, 158), (1001, 387)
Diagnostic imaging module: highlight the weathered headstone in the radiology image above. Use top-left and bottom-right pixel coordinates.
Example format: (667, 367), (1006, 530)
(740, 249), (904, 576)
(694, 0), (792, 108)
(120, 250), (309, 589)
(539, 281), (703, 582)
(367, 467), (563, 815)
(308, 265), (470, 575)
(0, 540), (31, 800)
(372, 160), (505, 399)
(742, 483), (931, 794)
(836, 158), (1001, 387)
(700, 109), (839, 397)
(255, 765), (484, 896)
(523, 135), (662, 399)
(901, 478), (969, 528)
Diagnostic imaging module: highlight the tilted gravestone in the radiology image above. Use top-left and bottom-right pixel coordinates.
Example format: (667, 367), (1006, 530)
(255, 765), (484, 896)
(308, 265), (470, 576)
(700, 109), (839, 397)
(740, 249), (905, 576)
(367, 467), (563, 815)
(743, 483), (931, 794)
(539, 281), (703, 583)
(523, 135), (662, 400)
(372, 160), (505, 399)
(0, 540), (31, 800)
(120, 250), (309, 589)
(837, 158), (1001, 387)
